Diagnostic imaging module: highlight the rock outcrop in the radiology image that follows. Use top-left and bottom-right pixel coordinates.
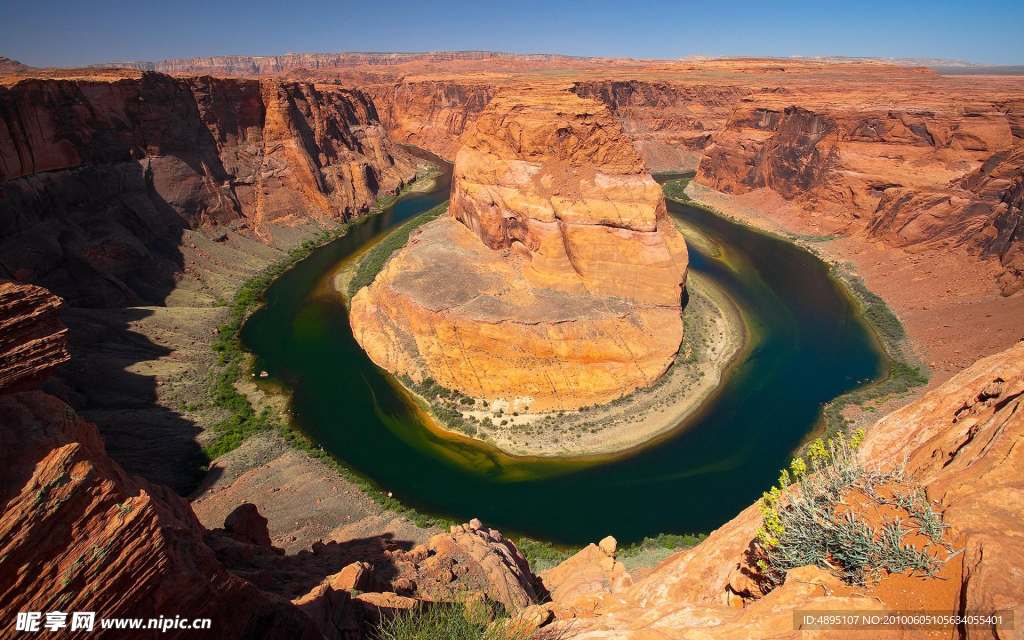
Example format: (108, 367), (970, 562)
(0, 281), (543, 639)
(351, 90), (688, 411)
(0, 389), (326, 639)
(697, 94), (1024, 294)
(869, 142), (1024, 295)
(0, 72), (418, 307)
(536, 339), (1024, 638)
(572, 80), (744, 172)
(369, 80), (496, 159)
(360, 63), (1023, 294)
(0, 71), (423, 493)
(0, 282), (68, 392)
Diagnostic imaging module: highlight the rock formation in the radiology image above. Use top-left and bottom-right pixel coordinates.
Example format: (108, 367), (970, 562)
(696, 92), (1024, 294)
(534, 339), (1024, 638)
(0, 281), (542, 639)
(369, 80), (496, 159)
(0, 70), (422, 492)
(90, 52), (599, 76)
(0, 72), (418, 307)
(0, 390), (327, 640)
(355, 63), (1023, 295)
(351, 90), (688, 411)
(0, 282), (69, 392)
(572, 80), (745, 172)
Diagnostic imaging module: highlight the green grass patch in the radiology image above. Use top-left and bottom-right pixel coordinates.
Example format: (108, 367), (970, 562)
(817, 263), (930, 441)
(372, 600), (522, 640)
(348, 202), (448, 298)
(516, 539), (578, 573)
(662, 176), (695, 203)
(618, 532), (708, 559)
(203, 223), (356, 461)
(199, 176), (458, 530)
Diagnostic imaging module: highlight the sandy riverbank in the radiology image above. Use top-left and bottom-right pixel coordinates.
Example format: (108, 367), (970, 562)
(683, 181), (1024, 389)
(347, 265), (748, 458)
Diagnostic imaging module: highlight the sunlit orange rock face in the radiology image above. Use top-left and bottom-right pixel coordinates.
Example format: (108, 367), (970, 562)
(350, 91), (688, 411)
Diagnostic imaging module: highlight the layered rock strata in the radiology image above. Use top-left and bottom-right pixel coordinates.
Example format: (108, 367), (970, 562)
(351, 91), (688, 411)
(0, 282), (69, 392)
(0, 71), (421, 492)
(0, 282), (542, 639)
(0, 72), (418, 307)
(697, 94), (1024, 295)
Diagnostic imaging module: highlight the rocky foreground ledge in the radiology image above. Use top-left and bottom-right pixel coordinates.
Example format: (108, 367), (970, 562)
(2, 278), (1022, 639)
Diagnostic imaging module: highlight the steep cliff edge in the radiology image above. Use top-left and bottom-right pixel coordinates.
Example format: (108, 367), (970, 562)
(0, 282), (541, 639)
(367, 80), (496, 160)
(0, 390), (326, 640)
(0, 71), (422, 493)
(572, 79), (744, 172)
(536, 339), (1024, 638)
(698, 95), (1024, 295)
(0, 72), (418, 307)
(0, 281), (69, 392)
(350, 90), (688, 412)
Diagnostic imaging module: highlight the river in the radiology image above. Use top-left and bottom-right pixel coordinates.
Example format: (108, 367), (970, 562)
(240, 155), (885, 546)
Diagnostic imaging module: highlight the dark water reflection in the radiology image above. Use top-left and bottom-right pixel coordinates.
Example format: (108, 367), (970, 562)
(241, 162), (885, 545)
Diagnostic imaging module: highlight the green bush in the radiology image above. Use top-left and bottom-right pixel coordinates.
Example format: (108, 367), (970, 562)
(618, 532), (708, 559)
(661, 172), (697, 203)
(373, 600), (528, 640)
(756, 432), (948, 587)
(201, 184), (435, 463)
(348, 203), (448, 298)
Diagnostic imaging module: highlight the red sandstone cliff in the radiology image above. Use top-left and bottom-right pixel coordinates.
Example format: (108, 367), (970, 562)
(0, 282), (542, 638)
(0, 72), (418, 307)
(697, 95), (1024, 295)
(572, 79), (745, 172)
(358, 66), (1024, 294)
(90, 52), (601, 76)
(0, 390), (326, 640)
(0, 282), (68, 392)
(368, 80), (496, 159)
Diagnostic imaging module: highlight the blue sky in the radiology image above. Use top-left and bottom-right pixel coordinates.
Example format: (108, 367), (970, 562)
(2, 0), (1022, 67)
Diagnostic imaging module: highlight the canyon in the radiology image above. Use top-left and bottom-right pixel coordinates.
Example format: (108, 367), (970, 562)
(2, 276), (1022, 638)
(1, 53), (1023, 639)
(0, 68), (423, 492)
(350, 90), (689, 412)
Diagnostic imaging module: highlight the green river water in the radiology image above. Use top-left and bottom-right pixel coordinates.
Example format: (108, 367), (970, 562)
(240, 155), (886, 546)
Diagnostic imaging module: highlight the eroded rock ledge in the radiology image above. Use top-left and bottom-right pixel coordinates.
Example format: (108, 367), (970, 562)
(350, 90), (688, 411)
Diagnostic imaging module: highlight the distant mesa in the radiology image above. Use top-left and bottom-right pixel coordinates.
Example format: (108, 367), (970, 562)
(88, 51), (600, 76)
(350, 90), (689, 411)
(0, 56), (30, 73)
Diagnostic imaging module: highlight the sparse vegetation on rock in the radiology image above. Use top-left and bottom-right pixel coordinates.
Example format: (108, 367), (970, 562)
(755, 430), (952, 587)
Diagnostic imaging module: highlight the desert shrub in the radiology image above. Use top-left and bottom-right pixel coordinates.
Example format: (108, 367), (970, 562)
(372, 596), (568, 640)
(661, 173), (696, 203)
(373, 602), (503, 640)
(755, 431), (948, 587)
(516, 539), (578, 573)
(618, 532), (707, 558)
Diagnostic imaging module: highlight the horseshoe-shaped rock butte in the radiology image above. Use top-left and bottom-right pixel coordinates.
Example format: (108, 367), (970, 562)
(350, 90), (689, 411)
